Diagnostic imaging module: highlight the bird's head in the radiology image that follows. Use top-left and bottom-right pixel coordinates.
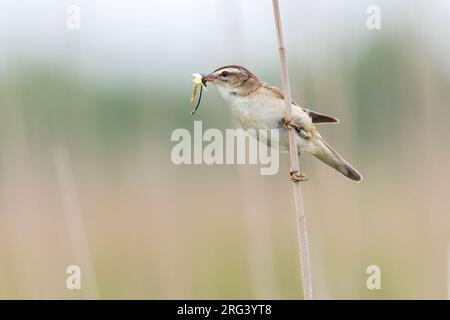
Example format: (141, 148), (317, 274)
(202, 65), (261, 98)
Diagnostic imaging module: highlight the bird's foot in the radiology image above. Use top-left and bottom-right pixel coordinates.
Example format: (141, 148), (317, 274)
(289, 170), (308, 182)
(283, 117), (311, 139)
(283, 117), (296, 130)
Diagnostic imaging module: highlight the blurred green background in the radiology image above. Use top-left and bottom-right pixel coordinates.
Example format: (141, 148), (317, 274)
(0, 0), (450, 299)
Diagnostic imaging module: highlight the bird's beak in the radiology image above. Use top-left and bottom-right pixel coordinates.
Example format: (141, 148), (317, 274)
(202, 73), (219, 85)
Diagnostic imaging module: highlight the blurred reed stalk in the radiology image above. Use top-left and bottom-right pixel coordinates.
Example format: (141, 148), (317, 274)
(448, 243), (450, 300)
(271, 0), (313, 299)
(53, 146), (99, 298)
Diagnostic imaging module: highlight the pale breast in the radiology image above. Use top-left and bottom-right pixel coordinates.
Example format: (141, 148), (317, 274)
(229, 89), (286, 130)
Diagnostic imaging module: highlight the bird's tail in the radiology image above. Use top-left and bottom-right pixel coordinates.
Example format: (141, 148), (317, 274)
(310, 137), (363, 182)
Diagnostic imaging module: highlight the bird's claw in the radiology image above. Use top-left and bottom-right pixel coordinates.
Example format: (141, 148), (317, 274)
(283, 117), (296, 130)
(284, 117), (311, 139)
(289, 170), (308, 182)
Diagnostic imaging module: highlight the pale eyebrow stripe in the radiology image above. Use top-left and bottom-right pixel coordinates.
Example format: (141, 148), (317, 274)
(215, 67), (240, 74)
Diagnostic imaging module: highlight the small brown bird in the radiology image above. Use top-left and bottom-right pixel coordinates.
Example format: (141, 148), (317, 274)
(200, 65), (363, 182)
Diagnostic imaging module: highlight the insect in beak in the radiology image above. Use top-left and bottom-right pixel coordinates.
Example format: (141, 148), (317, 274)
(190, 73), (208, 115)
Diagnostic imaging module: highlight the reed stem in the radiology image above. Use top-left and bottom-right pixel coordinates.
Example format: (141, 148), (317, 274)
(271, 0), (313, 300)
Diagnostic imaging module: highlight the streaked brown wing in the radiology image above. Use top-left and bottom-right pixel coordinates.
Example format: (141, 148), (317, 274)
(262, 83), (339, 124)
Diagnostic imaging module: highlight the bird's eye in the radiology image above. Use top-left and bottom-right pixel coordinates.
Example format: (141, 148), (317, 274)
(221, 71), (229, 77)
